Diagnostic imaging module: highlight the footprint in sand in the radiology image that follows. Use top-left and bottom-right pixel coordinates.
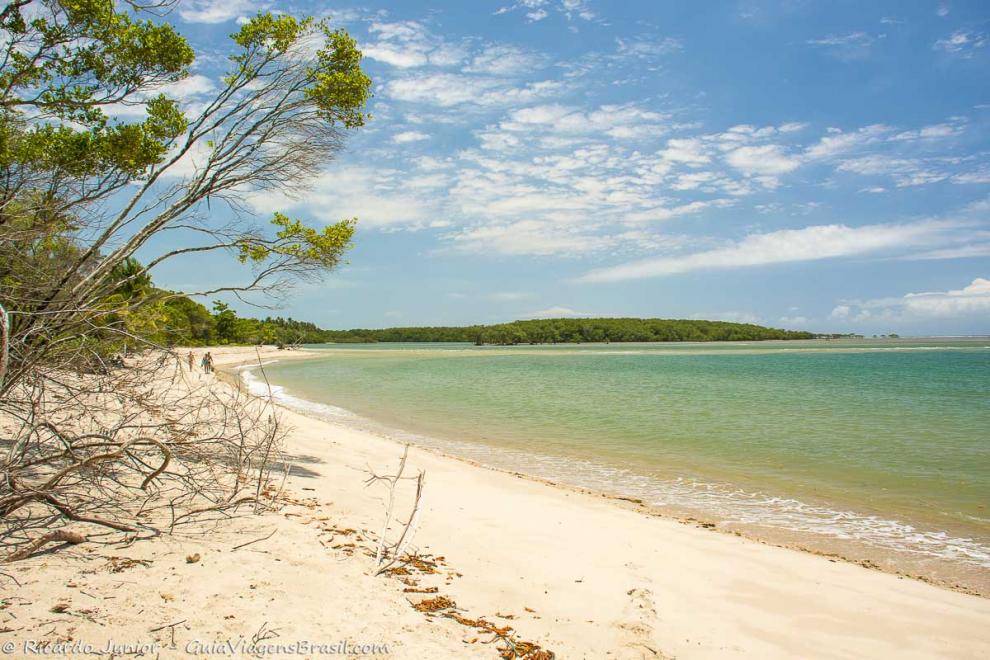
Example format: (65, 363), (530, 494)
(613, 586), (669, 659)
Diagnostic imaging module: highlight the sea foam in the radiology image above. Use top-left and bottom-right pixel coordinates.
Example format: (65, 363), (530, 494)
(239, 365), (990, 569)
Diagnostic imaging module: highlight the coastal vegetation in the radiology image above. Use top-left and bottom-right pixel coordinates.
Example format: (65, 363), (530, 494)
(326, 318), (815, 344)
(76, 278), (815, 346)
(0, 1), (369, 562)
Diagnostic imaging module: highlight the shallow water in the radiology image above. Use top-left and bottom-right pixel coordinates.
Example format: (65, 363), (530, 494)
(243, 338), (990, 585)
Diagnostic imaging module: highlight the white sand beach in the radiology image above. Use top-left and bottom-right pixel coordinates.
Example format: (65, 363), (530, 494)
(3, 345), (989, 659)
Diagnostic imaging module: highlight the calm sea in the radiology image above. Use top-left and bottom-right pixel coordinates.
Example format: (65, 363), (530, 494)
(242, 338), (990, 590)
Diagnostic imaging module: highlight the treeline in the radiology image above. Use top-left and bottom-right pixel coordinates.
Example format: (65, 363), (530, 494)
(113, 265), (813, 346)
(149, 305), (814, 347)
(323, 318), (815, 345)
(146, 297), (334, 347)
(95, 260), (333, 347)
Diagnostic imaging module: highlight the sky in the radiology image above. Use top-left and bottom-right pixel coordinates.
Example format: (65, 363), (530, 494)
(148, 0), (990, 335)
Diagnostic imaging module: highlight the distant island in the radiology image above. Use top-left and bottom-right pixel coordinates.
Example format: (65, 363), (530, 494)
(147, 293), (817, 346)
(323, 318), (814, 344)
(192, 315), (809, 346)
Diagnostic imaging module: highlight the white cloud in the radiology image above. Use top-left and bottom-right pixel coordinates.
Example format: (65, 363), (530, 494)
(807, 32), (878, 60)
(725, 145), (801, 176)
(829, 305), (851, 320)
(902, 278), (990, 316)
(392, 131), (429, 144)
(953, 169), (990, 185)
(490, 291), (535, 301)
(624, 200), (734, 223)
(385, 74), (562, 107)
(246, 167), (441, 229)
(495, 0), (595, 23)
(934, 30), (987, 56)
(158, 139), (216, 180)
(362, 43), (429, 68)
(476, 130), (522, 152)
(906, 243), (990, 260)
(837, 155), (949, 187)
(506, 103), (571, 125)
(363, 21), (467, 68)
(615, 36), (683, 58)
(501, 103), (668, 138)
(165, 74), (216, 99)
(465, 45), (546, 75)
(659, 138), (710, 164)
(577, 219), (968, 283)
(522, 306), (592, 318)
(889, 121), (965, 142)
(804, 125), (891, 160)
(832, 278), (990, 323)
(104, 74), (216, 119)
(179, 0), (260, 24)
(807, 32), (873, 47)
(444, 220), (615, 256)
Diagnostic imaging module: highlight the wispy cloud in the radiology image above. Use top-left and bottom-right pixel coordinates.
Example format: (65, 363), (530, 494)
(807, 32), (880, 60)
(178, 0), (263, 24)
(522, 306), (593, 318)
(494, 0), (595, 23)
(804, 125), (892, 160)
(392, 131), (429, 144)
(576, 219), (970, 283)
(362, 20), (467, 68)
(490, 291), (535, 301)
(934, 30), (987, 57)
(246, 167), (445, 229)
(384, 74), (563, 108)
(444, 221), (619, 256)
(725, 144), (801, 177)
(464, 45), (548, 75)
(615, 36), (683, 58)
(831, 278), (990, 322)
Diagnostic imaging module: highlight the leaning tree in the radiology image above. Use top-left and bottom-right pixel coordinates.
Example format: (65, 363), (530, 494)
(0, 0), (370, 391)
(0, 0), (371, 557)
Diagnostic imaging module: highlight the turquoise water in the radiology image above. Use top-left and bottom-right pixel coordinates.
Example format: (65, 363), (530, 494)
(244, 338), (990, 578)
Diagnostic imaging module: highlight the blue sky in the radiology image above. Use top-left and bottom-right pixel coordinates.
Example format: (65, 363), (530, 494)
(150, 0), (990, 335)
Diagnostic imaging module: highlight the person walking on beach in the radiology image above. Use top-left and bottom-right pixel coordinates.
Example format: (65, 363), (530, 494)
(205, 351), (215, 374)
(200, 353), (209, 374)
(187, 351), (195, 372)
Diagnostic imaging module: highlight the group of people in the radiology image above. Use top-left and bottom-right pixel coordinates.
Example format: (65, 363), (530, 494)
(187, 351), (214, 374)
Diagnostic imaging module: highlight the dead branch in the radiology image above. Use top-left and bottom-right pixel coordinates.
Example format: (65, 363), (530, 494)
(2, 529), (85, 563)
(232, 527), (278, 551)
(1, 347), (288, 560)
(364, 445), (426, 576)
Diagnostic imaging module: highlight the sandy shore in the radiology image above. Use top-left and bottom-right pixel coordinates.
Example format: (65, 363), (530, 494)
(4, 345), (989, 659)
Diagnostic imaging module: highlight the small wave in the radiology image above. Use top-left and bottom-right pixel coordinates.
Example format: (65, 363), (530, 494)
(240, 368), (355, 420)
(241, 368), (990, 569)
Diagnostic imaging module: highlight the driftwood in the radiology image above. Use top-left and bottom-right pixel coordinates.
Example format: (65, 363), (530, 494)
(2, 529), (85, 563)
(364, 445), (426, 577)
(1, 348), (289, 560)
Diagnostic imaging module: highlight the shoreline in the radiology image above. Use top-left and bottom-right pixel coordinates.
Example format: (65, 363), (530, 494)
(197, 345), (990, 657)
(6, 344), (980, 657)
(216, 346), (990, 599)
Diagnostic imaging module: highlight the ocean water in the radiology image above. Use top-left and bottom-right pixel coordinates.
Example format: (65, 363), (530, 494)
(241, 338), (990, 586)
